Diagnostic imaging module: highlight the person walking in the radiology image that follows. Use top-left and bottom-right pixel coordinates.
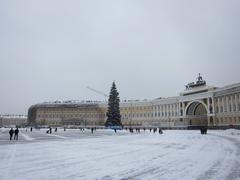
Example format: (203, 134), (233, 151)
(9, 128), (14, 140)
(159, 128), (163, 134)
(14, 128), (19, 140)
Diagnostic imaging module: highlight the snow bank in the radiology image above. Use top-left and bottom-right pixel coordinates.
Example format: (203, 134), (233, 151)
(223, 128), (240, 136)
(0, 127), (7, 133)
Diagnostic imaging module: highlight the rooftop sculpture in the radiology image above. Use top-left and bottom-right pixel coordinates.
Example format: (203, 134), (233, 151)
(185, 73), (206, 90)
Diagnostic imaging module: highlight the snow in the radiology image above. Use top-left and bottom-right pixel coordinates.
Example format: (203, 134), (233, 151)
(223, 128), (240, 136)
(0, 128), (240, 180)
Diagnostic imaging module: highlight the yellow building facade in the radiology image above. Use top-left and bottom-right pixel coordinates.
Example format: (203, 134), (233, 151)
(28, 76), (240, 129)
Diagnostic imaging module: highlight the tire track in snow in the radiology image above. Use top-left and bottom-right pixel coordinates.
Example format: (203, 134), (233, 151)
(197, 134), (240, 180)
(2, 143), (17, 180)
(20, 132), (35, 141)
(221, 135), (240, 180)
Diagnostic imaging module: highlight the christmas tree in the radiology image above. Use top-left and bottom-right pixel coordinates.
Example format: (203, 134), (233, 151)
(105, 82), (122, 127)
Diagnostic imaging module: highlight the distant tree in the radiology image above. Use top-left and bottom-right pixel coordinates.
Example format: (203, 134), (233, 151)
(105, 82), (122, 127)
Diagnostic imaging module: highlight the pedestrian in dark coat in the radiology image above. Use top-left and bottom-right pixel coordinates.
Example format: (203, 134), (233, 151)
(153, 128), (157, 133)
(159, 128), (163, 134)
(14, 128), (19, 140)
(9, 128), (14, 140)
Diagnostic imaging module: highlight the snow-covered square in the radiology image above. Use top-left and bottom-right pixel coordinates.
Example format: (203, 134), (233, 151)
(0, 128), (240, 180)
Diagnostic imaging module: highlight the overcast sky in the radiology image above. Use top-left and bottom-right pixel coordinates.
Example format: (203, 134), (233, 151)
(0, 0), (240, 115)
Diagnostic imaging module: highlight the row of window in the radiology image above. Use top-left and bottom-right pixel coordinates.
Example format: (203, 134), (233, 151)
(40, 104), (179, 114)
(122, 104), (179, 112)
(39, 108), (99, 112)
(215, 103), (240, 113)
(122, 110), (178, 119)
(38, 109), (180, 120)
(216, 94), (240, 102)
(38, 113), (105, 119)
(216, 117), (240, 124)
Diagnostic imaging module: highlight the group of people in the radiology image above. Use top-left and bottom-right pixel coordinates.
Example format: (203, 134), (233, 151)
(8, 126), (164, 138)
(127, 127), (163, 134)
(9, 128), (19, 140)
(46, 127), (60, 134)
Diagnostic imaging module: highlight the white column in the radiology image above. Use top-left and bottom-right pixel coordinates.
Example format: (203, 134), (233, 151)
(179, 103), (181, 116)
(207, 98), (210, 114)
(217, 98), (220, 113)
(163, 105), (165, 117)
(166, 105), (169, 117)
(223, 96), (226, 112)
(226, 96), (229, 112)
(221, 97), (224, 112)
(235, 94), (240, 111)
(175, 104), (177, 117)
(160, 105), (162, 117)
(182, 102), (185, 116)
(230, 95), (233, 112)
(233, 94), (238, 112)
(212, 97), (215, 114)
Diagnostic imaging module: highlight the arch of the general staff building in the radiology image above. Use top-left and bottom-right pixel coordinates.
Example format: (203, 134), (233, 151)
(184, 101), (208, 129)
(178, 74), (219, 129)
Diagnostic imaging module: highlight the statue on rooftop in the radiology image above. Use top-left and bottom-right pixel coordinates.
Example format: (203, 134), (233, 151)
(185, 73), (206, 90)
(197, 73), (203, 83)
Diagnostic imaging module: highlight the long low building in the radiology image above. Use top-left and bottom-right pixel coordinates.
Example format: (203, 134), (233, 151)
(0, 115), (27, 127)
(28, 75), (240, 129)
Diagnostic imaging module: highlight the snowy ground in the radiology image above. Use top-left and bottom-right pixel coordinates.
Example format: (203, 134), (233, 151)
(0, 128), (240, 180)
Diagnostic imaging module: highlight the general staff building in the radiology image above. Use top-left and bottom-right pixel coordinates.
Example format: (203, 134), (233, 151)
(28, 75), (240, 129)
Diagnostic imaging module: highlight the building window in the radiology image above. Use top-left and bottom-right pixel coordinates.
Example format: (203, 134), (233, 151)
(210, 117), (213, 124)
(233, 105), (236, 111)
